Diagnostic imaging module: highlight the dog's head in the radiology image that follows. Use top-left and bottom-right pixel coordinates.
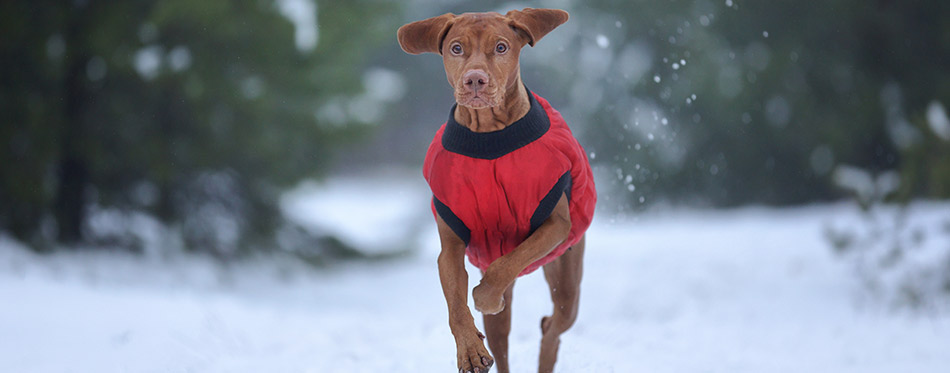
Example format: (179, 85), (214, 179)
(398, 8), (568, 109)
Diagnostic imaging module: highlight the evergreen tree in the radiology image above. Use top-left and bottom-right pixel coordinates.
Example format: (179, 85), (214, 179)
(0, 0), (398, 254)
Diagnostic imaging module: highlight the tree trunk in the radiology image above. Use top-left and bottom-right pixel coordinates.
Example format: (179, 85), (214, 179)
(53, 3), (91, 244)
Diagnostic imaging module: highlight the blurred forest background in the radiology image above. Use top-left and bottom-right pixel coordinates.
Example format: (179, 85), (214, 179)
(1, 0), (948, 256)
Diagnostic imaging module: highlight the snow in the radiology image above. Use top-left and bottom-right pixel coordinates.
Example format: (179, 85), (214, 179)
(167, 46), (192, 72)
(832, 165), (901, 204)
(276, 0), (319, 52)
(2, 175), (950, 372)
(927, 100), (950, 141)
(133, 46), (163, 81)
(279, 170), (430, 255)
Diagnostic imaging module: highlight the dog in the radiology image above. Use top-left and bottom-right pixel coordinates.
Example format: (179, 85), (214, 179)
(398, 8), (596, 373)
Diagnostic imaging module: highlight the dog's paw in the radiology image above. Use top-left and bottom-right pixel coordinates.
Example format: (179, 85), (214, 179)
(456, 330), (493, 373)
(472, 283), (505, 315)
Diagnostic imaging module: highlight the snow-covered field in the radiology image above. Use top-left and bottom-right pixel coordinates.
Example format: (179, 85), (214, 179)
(2, 174), (949, 372)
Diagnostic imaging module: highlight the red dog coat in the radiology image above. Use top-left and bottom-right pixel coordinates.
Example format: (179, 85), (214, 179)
(423, 89), (596, 276)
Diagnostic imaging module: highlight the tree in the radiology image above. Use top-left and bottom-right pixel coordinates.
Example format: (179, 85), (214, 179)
(0, 0), (399, 254)
(507, 0), (949, 209)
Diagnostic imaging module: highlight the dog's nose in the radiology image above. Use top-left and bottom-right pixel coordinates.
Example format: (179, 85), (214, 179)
(462, 70), (489, 92)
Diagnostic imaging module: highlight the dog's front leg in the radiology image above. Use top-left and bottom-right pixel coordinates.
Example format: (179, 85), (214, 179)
(473, 193), (571, 315)
(436, 215), (494, 373)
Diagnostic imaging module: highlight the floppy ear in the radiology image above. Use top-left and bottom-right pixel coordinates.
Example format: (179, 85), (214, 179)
(397, 13), (456, 55)
(506, 8), (569, 47)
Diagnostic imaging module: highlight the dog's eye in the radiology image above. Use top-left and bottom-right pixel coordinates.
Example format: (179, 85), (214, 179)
(495, 42), (508, 54)
(450, 43), (463, 55)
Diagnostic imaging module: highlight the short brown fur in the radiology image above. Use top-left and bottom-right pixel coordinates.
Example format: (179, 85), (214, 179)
(398, 8), (580, 373)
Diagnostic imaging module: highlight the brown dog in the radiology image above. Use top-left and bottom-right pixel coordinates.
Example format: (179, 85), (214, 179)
(398, 8), (595, 373)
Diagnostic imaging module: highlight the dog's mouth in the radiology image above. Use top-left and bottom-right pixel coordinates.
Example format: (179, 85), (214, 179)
(455, 89), (501, 109)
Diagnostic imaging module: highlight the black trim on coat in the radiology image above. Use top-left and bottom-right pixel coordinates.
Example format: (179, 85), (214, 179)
(529, 171), (572, 235)
(433, 197), (471, 245)
(441, 87), (550, 160)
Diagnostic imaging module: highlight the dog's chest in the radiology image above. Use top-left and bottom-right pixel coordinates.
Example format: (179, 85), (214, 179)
(432, 143), (568, 235)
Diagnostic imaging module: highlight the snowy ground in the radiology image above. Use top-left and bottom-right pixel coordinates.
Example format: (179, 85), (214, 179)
(2, 174), (950, 372)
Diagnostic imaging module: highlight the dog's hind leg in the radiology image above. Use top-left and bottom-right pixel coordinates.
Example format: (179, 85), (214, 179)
(538, 235), (585, 373)
(483, 283), (514, 373)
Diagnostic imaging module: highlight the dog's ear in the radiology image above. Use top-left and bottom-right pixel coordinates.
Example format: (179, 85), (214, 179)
(506, 8), (569, 47)
(397, 13), (456, 55)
